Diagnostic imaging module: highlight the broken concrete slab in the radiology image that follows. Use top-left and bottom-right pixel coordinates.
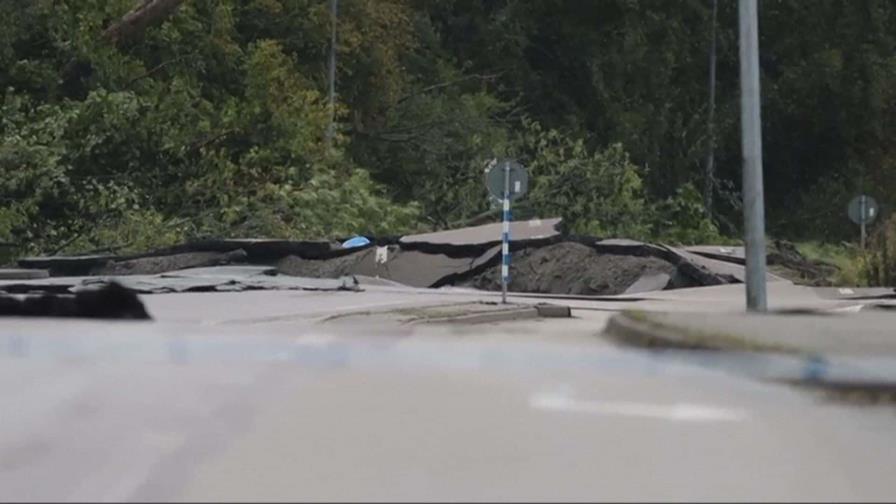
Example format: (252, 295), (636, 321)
(687, 243), (842, 287)
(91, 273), (359, 294)
(0, 268), (362, 295)
(8, 220), (765, 297)
(93, 250), (249, 276)
(279, 245), (500, 289)
(623, 273), (672, 295)
(233, 275), (360, 293)
(348, 245), (500, 288)
(593, 238), (666, 255)
(18, 254), (116, 276)
(124, 238), (337, 262)
(277, 250), (370, 279)
(665, 246), (789, 284)
(586, 239), (734, 289)
(352, 275), (410, 288)
(400, 218), (562, 254)
(684, 245), (746, 264)
(0, 269), (49, 280)
(160, 265), (277, 277)
(590, 240), (732, 287)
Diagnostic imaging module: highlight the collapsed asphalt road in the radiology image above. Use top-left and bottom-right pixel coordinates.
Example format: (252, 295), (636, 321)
(2, 229), (896, 500)
(3, 218), (801, 297)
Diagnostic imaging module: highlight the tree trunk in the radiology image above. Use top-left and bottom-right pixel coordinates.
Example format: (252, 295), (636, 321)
(704, 0), (718, 219)
(103, 0), (186, 46)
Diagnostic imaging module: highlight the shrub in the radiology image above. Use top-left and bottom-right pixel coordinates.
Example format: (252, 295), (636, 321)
(862, 214), (896, 286)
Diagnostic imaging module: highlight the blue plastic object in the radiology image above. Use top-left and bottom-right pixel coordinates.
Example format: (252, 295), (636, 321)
(341, 236), (371, 249)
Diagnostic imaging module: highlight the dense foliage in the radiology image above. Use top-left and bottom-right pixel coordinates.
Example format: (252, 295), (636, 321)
(2, 0), (894, 259)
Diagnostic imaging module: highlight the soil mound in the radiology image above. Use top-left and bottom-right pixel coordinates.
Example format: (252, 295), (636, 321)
(460, 242), (677, 295)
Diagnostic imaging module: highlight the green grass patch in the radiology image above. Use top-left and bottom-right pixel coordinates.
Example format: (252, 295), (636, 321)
(794, 241), (866, 286)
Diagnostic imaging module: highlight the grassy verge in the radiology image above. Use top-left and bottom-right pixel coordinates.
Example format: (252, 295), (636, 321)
(794, 241), (865, 286)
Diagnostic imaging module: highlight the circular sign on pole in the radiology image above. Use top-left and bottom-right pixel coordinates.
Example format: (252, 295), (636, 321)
(848, 195), (878, 225)
(485, 159), (527, 202)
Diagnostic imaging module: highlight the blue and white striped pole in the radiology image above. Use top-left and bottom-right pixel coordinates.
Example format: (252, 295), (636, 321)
(501, 161), (511, 304)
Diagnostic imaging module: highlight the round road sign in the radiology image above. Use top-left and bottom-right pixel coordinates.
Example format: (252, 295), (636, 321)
(485, 159), (528, 201)
(848, 195), (878, 225)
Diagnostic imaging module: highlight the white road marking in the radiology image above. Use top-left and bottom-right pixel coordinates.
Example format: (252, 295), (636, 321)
(529, 393), (747, 422)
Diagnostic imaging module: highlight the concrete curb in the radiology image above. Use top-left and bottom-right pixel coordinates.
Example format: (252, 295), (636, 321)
(603, 311), (896, 399)
(321, 301), (571, 326)
(0, 269), (49, 280)
(418, 303), (571, 325)
(419, 306), (540, 325)
(603, 311), (801, 354)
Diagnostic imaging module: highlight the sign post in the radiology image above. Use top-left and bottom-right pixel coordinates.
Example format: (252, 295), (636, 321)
(485, 159), (528, 304)
(848, 194), (878, 249)
(861, 195), (867, 249)
(502, 163), (511, 304)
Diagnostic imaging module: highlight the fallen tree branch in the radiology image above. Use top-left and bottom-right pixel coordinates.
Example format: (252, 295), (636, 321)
(103, 0), (187, 46)
(126, 53), (195, 87)
(185, 128), (240, 153)
(394, 72), (504, 106)
(48, 230), (86, 256)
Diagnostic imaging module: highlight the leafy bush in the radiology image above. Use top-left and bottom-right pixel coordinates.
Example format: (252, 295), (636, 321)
(507, 121), (726, 244)
(862, 214), (896, 286)
(188, 161), (420, 240)
(514, 120), (652, 238)
(652, 183), (726, 245)
(795, 241), (865, 287)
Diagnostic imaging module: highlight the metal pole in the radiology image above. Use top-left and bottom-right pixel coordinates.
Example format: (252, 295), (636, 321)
(738, 0), (768, 312)
(326, 0), (338, 150)
(860, 195), (867, 250)
(501, 161), (511, 304)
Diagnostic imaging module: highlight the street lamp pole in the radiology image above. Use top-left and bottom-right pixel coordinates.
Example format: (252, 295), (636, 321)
(738, 0), (768, 312)
(326, 0), (338, 150)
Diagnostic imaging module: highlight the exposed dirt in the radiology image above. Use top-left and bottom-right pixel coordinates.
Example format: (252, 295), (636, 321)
(276, 250), (370, 278)
(459, 241), (677, 295)
(767, 240), (839, 286)
(92, 250), (248, 276)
